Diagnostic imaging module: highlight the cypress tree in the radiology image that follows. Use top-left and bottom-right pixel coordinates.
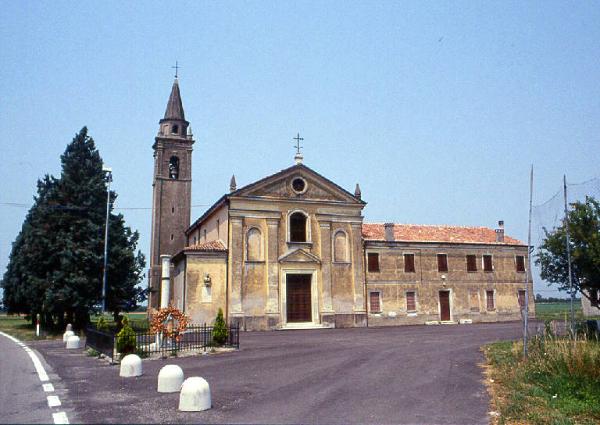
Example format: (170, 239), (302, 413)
(2, 127), (146, 330)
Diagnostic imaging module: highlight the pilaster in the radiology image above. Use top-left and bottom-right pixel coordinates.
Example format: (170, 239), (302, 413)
(351, 223), (366, 313)
(319, 221), (334, 312)
(230, 217), (244, 314)
(266, 218), (280, 314)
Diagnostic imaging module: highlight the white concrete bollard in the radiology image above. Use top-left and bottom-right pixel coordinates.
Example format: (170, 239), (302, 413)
(66, 335), (80, 349)
(179, 377), (211, 411)
(157, 365), (184, 393)
(120, 354), (142, 377)
(63, 330), (75, 342)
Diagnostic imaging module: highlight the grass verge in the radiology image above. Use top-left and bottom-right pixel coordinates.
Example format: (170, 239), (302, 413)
(484, 336), (600, 424)
(0, 314), (59, 341)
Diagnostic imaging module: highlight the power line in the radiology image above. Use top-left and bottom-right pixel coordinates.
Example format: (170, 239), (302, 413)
(0, 202), (212, 210)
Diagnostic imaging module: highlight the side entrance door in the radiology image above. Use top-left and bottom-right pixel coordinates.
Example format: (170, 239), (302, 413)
(286, 274), (312, 323)
(439, 290), (451, 321)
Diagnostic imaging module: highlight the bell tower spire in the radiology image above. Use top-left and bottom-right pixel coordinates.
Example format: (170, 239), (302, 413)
(149, 75), (195, 310)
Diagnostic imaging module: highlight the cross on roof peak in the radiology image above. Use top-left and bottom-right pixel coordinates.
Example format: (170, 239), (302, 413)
(172, 61), (180, 79)
(293, 132), (304, 164)
(293, 132), (304, 155)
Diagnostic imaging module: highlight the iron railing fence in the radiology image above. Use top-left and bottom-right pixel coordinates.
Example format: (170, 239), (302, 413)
(134, 324), (240, 357)
(84, 327), (116, 360)
(85, 323), (240, 362)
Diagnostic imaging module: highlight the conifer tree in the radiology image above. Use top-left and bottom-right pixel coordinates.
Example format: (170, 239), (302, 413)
(1, 127), (146, 329)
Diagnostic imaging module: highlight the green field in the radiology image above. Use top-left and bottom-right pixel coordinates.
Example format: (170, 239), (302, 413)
(0, 311), (149, 341)
(534, 301), (586, 322)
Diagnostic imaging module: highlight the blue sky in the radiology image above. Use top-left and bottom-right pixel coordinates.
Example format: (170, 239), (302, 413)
(1, 1), (599, 297)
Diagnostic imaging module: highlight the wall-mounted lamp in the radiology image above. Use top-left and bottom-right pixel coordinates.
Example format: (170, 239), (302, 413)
(203, 273), (212, 287)
(441, 274), (447, 287)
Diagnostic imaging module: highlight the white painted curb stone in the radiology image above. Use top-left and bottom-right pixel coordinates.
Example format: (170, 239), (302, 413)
(65, 335), (80, 349)
(179, 377), (211, 411)
(158, 364), (184, 393)
(120, 354), (142, 377)
(63, 330), (75, 342)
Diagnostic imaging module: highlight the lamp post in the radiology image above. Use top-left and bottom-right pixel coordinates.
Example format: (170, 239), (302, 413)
(101, 166), (112, 314)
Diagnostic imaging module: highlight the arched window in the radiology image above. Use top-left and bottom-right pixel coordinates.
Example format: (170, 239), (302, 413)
(169, 156), (179, 179)
(289, 211), (308, 242)
(246, 228), (263, 261)
(334, 230), (348, 262)
(172, 124), (179, 134)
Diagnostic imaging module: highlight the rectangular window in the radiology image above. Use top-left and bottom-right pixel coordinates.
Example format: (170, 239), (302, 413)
(369, 292), (381, 313)
(404, 253), (415, 273)
(367, 253), (380, 272)
(486, 290), (495, 311)
(518, 290), (526, 308)
(483, 255), (493, 272)
(516, 255), (526, 273)
(406, 291), (416, 312)
(467, 255), (477, 272)
(437, 254), (448, 272)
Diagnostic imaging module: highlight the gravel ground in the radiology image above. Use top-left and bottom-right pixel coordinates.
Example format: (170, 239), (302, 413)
(30, 321), (537, 424)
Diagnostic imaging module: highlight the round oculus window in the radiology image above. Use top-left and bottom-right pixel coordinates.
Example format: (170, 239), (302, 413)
(291, 177), (307, 193)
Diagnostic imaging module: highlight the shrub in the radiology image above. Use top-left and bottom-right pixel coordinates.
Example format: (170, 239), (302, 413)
(96, 316), (109, 333)
(116, 316), (137, 357)
(212, 308), (228, 346)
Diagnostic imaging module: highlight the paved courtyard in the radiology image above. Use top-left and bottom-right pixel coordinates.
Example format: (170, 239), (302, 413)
(30, 322), (536, 424)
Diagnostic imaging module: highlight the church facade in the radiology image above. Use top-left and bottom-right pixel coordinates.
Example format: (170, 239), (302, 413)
(148, 79), (535, 330)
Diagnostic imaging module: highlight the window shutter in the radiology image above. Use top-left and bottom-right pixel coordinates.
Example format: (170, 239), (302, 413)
(404, 254), (415, 273)
(370, 292), (380, 312)
(368, 253), (380, 272)
(486, 290), (495, 310)
(437, 254), (448, 272)
(483, 255), (493, 272)
(516, 256), (526, 272)
(406, 291), (416, 312)
(467, 255), (477, 272)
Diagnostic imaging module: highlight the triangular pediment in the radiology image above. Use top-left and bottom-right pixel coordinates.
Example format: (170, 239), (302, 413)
(232, 164), (364, 205)
(278, 248), (321, 264)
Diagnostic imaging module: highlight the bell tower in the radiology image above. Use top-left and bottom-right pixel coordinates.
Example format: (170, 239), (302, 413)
(148, 77), (194, 309)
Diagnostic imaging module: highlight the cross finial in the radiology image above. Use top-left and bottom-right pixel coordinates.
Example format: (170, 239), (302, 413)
(293, 132), (304, 155)
(172, 61), (180, 78)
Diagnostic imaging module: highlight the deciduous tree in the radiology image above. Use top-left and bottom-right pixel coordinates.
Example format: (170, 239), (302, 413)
(536, 196), (600, 303)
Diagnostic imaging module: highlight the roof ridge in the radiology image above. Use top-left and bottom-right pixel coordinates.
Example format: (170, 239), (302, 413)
(363, 222), (494, 229)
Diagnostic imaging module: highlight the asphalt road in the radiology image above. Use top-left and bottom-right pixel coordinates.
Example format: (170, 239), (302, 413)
(0, 332), (59, 424)
(30, 321), (538, 424)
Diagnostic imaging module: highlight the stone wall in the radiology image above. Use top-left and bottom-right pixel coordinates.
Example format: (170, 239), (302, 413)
(178, 252), (228, 325)
(365, 241), (534, 326)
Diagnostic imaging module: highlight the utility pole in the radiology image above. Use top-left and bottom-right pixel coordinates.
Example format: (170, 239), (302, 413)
(102, 166), (112, 314)
(524, 165), (533, 357)
(563, 174), (575, 335)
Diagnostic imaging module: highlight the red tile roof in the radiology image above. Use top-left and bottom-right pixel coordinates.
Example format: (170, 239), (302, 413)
(184, 240), (227, 252)
(362, 223), (524, 245)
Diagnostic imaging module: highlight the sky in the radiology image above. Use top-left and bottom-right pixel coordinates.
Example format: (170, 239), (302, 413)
(1, 1), (599, 298)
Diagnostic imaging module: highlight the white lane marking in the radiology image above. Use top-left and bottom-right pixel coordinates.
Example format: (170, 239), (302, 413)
(52, 412), (70, 424)
(0, 331), (70, 424)
(0, 331), (49, 382)
(47, 395), (61, 407)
